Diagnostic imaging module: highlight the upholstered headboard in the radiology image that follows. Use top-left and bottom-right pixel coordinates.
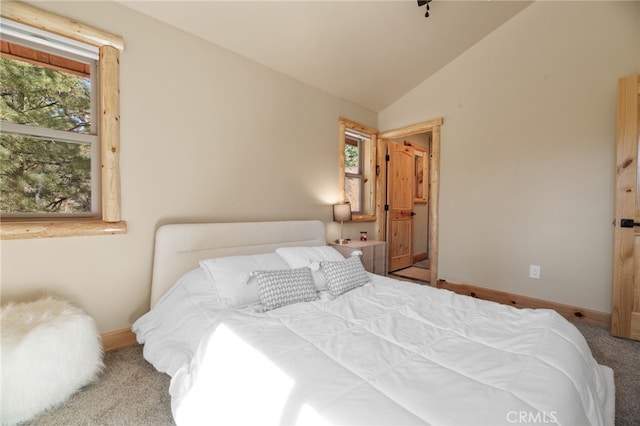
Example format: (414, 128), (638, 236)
(149, 220), (326, 308)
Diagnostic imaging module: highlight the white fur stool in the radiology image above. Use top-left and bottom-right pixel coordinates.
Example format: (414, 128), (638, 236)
(1, 297), (104, 425)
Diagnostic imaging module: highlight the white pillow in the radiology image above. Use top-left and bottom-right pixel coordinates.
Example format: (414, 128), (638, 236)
(150, 266), (222, 309)
(275, 246), (345, 290)
(321, 255), (370, 297)
(199, 253), (290, 308)
(255, 267), (317, 311)
(180, 267), (219, 302)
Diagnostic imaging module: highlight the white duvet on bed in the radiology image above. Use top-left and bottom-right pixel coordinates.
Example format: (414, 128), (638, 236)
(133, 272), (614, 426)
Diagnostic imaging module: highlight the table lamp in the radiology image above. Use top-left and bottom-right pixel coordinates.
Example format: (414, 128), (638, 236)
(333, 202), (352, 244)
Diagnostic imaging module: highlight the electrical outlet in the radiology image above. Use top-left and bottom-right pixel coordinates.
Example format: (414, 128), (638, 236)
(529, 265), (541, 279)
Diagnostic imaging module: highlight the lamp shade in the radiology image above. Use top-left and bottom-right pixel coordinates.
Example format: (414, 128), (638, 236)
(333, 202), (352, 222)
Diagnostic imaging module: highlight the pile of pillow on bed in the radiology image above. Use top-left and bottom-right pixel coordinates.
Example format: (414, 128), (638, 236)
(135, 245), (373, 377)
(198, 246), (370, 312)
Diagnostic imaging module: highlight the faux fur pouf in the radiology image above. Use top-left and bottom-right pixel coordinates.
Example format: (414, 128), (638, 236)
(1, 297), (104, 426)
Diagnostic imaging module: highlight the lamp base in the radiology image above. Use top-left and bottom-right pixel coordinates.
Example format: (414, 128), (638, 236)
(334, 238), (350, 245)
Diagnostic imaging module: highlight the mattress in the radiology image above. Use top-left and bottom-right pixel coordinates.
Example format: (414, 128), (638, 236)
(133, 272), (614, 426)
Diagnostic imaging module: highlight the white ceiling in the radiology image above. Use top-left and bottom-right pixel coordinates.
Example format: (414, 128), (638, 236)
(119, 1), (533, 112)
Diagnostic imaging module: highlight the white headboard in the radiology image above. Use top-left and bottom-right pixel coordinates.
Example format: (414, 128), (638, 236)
(150, 220), (326, 308)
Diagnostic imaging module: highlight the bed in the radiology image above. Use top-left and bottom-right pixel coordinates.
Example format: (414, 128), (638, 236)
(133, 220), (615, 426)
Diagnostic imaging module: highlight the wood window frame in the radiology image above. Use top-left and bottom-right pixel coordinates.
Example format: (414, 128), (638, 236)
(0, 1), (126, 239)
(344, 137), (364, 213)
(338, 117), (378, 222)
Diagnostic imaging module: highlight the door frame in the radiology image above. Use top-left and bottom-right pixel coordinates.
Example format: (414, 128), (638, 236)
(375, 117), (443, 284)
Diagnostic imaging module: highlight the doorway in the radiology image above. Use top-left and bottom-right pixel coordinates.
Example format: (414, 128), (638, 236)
(374, 118), (442, 285)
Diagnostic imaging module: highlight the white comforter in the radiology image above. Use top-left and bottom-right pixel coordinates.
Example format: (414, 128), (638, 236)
(133, 274), (614, 426)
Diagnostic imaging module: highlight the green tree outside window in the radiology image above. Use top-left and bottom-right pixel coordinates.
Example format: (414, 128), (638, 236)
(1, 54), (93, 214)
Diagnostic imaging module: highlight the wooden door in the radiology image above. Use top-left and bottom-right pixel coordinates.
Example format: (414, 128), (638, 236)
(612, 74), (640, 341)
(387, 142), (415, 272)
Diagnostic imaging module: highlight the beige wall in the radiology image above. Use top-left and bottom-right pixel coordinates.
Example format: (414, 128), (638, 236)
(0, 1), (376, 332)
(3, 1), (638, 334)
(379, 1), (640, 313)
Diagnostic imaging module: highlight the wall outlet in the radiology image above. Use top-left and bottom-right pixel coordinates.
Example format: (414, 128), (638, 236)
(529, 264), (541, 279)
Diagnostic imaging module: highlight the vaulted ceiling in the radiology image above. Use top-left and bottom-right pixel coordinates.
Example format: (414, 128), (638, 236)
(119, 1), (533, 112)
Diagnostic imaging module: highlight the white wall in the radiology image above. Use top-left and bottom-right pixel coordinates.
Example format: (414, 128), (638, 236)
(0, 1), (376, 332)
(379, 1), (640, 312)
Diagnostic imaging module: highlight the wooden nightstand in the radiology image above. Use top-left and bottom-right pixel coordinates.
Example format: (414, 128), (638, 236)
(329, 240), (387, 276)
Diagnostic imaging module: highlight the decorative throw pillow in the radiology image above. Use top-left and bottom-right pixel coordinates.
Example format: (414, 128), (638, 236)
(321, 255), (370, 297)
(255, 267), (318, 311)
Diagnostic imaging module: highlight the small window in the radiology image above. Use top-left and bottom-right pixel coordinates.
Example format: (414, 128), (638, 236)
(0, 3), (125, 239)
(344, 132), (367, 212)
(338, 118), (377, 221)
(1, 38), (98, 216)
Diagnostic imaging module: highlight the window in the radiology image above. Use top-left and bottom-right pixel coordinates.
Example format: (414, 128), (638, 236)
(338, 117), (377, 221)
(1, 32), (98, 216)
(344, 131), (367, 212)
(0, 2), (125, 239)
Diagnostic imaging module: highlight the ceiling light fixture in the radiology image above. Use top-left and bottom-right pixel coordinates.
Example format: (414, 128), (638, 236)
(417, 0), (433, 18)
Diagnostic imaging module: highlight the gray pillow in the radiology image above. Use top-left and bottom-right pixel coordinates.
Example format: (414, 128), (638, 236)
(321, 255), (370, 297)
(255, 267), (317, 311)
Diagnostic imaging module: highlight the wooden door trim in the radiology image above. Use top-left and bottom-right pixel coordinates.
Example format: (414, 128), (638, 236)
(378, 118), (443, 140)
(376, 118), (443, 285)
